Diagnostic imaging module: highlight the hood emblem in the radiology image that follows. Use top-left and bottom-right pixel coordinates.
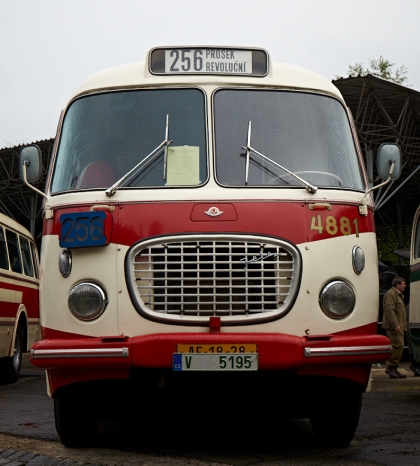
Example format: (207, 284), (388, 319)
(204, 206), (224, 217)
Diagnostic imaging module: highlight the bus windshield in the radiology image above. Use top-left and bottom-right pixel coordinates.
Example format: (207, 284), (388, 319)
(214, 90), (365, 190)
(51, 88), (207, 193)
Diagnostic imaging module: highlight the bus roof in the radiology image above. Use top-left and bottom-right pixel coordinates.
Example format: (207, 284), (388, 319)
(0, 212), (33, 239)
(68, 48), (343, 103)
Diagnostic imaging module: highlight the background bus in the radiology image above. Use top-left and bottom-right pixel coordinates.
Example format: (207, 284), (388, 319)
(0, 213), (40, 384)
(409, 210), (420, 333)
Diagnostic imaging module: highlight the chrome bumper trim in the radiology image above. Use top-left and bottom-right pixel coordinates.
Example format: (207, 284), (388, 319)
(31, 347), (129, 359)
(304, 345), (392, 357)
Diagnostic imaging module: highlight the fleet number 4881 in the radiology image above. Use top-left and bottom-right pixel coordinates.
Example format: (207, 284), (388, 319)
(310, 215), (359, 237)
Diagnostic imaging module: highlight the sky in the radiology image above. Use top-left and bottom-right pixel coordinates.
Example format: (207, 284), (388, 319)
(1, 0), (419, 148)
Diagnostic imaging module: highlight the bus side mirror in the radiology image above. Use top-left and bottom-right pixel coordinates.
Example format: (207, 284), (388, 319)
(19, 145), (42, 183)
(377, 143), (401, 181)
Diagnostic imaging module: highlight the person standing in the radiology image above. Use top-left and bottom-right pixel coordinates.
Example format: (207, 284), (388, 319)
(382, 276), (407, 378)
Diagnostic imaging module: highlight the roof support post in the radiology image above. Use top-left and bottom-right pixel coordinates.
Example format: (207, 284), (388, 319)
(397, 203), (403, 266)
(30, 194), (36, 237)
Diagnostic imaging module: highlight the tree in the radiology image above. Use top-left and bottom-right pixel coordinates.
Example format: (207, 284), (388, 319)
(342, 56), (409, 86)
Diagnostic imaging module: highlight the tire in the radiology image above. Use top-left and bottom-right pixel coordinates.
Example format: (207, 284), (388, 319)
(54, 391), (98, 447)
(309, 390), (362, 446)
(0, 324), (23, 384)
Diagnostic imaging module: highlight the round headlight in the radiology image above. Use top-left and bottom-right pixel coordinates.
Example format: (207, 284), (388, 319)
(68, 282), (107, 321)
(352, 246), (365, 275)
(319, 280), (355, 319)
(59, 249), (72, 278)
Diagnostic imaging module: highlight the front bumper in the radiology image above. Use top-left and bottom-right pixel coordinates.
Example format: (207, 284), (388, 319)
(31, 332), (391, 369)
(31, 332), (390, 395)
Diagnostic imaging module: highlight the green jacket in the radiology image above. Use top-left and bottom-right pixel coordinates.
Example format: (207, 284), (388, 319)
(382, 286), (407, 331)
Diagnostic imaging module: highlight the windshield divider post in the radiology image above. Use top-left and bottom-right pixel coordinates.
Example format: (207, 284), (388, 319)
(245, 121), (252, 185)
(163, 114), (170, 181)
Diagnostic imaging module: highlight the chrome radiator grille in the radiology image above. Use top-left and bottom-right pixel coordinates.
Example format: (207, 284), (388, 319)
(126, 234), (301, 325)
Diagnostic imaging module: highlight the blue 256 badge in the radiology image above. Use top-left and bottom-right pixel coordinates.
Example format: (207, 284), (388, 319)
(59, 211), (111, 248)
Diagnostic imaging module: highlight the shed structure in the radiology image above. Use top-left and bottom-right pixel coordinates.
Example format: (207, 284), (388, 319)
(334, 75), (420, 264)
(0, 139), (53, 243)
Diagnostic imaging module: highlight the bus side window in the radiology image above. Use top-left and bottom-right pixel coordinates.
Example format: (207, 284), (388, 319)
(414, 216), (420, 260)
(6, 230), (22, 274)
(20, 236), (35, 277)
(30, 242), (39, 279)
(0, 226), (10, 270)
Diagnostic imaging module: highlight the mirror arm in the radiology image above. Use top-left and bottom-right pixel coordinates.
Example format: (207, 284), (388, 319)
(22, 161), (48, 200)
(359, 161), (395, 216)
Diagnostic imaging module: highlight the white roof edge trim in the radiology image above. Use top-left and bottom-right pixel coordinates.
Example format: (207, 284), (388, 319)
(67, 57), (343, 103)
(0, 212), (34, 239)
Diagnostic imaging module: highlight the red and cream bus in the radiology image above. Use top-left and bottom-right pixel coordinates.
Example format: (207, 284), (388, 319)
(0, 213), (40, 384)
(21, 46), (401, 446)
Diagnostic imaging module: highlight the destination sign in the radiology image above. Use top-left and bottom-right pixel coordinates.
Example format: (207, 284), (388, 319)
(150, 47), (268, 76)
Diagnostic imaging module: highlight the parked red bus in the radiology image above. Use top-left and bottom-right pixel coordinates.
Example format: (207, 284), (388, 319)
(20, 46), (400, 446)
(0, 213), (40, 383)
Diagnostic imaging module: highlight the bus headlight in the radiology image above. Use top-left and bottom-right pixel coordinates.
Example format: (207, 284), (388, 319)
(352, 246), (365, 275)
(58, 248), (72, 277)
(319, 280), (355, 319)
(68, 282), (108, 321)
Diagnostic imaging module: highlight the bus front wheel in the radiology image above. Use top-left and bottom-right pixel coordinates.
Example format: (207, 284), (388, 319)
(309, 389), (362, 445)
(54, 391), (98, 447)
(0, 323), (24, 384)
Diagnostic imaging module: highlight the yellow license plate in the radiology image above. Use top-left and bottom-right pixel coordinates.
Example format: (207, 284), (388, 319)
(177, 344), (257, 354)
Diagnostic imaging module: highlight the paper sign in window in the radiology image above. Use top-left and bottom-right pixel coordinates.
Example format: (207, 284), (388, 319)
(166, 146), (200, 185)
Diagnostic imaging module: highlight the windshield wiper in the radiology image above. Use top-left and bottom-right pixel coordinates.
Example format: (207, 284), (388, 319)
(105, 114), (173, 197)
(241, 121), (318, 194)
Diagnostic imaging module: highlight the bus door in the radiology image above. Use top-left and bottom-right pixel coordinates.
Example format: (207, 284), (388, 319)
(410, 208), (420, 327)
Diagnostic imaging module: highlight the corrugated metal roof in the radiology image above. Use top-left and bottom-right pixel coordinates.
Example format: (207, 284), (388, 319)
(0, 137), (54, 152)
(0, 138), (54, 240)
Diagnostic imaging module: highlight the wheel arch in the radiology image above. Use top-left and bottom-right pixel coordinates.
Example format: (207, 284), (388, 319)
(9, 305), (28, 357)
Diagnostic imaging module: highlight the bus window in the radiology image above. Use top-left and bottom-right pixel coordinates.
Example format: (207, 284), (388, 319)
(413, 215), (420, 260)
(6, 230), (22, 274)
(0, 227), (9, 270)
(19, 236), (35, 277)
(214, 90), (364, 190)
(30, 242), (39, 279)
(51, 88), (207, 193)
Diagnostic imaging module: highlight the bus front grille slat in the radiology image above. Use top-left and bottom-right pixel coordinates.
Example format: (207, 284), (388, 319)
(127, 234), (301, 325)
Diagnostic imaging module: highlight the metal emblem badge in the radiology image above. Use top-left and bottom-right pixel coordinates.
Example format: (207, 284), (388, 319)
(204, 206), (224, 217)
